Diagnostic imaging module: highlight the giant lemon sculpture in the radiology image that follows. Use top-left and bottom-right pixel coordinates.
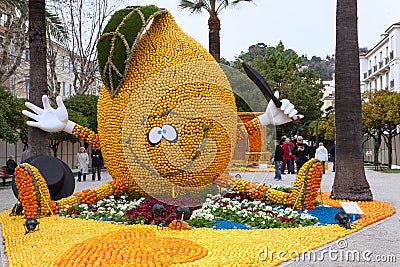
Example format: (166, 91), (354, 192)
(18, 6), (320, 215)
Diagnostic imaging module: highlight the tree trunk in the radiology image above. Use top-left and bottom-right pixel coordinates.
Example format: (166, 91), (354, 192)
(331, 0), (373, 200)
(208, 12), (221, 62)
(383, 131), (393, 169)
(28, 0), (50, 157)
(49, 140), (59, 157)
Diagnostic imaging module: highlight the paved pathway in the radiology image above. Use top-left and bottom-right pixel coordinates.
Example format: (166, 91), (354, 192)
(0, 164), (398, 266)
(232, 163), (400, 266)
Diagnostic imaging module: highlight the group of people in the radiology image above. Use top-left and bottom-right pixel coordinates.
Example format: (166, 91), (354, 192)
(5, 147), (103, 184)
(75, 147), (103, 182)
(273, 136), (335, 180)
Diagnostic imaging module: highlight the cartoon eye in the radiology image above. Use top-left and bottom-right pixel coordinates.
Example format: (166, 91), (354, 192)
(148, 127), (163, 145)
(162, 124), (178, 142)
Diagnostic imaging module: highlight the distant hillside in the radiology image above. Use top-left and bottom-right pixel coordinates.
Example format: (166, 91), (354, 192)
(301, 55), (335, 81)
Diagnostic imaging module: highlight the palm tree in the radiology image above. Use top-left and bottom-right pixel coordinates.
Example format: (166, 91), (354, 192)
(2, 0), (28, 13)
(2, 0), (67, 157)
(331, 0), (373, 200)
(1, 0), (67, 41)
(28, 0), (50, 156)
(179, 0), (254, 62)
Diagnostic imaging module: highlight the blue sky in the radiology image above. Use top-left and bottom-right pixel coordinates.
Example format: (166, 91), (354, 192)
(123, 0), (400, 60)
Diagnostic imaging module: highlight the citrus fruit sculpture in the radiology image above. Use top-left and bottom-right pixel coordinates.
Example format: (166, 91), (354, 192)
(19, 5), (321, 217)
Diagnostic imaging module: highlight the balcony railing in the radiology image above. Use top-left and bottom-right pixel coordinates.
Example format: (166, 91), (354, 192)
(390, 51), (394, 60)
(390, 80), (395, 88)
(373, 65), (377, 72)
(379, 61), (383, 69)
(385, 57), (389, 64)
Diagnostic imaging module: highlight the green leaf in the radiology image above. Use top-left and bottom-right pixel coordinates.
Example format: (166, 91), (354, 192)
(97, 5), (167, 97)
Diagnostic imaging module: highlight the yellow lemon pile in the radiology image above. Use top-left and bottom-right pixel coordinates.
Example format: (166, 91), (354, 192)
(217, 158), (324, 209)
(0, 198), (395, 267)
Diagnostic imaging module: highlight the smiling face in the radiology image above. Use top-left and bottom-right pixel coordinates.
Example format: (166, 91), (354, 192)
(97, 12), (237, 200)
(121, 64), (237, 200)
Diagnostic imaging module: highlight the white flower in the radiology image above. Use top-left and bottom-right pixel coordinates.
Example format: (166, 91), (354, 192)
(257, 211), (266, 217)
(205, 214), (214, 221)
(253, 200), (261, 205)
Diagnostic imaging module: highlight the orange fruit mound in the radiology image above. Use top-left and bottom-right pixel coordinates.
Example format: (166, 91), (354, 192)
(317, 192), (396, 227)
(53, 228), (208, 267)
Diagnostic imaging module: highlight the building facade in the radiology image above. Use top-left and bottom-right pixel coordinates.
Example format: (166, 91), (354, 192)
(359, 22), (400, 167)
(360, 22), (400, 93)
(8, 42), (101, 99)
(322, 74), (335, 115)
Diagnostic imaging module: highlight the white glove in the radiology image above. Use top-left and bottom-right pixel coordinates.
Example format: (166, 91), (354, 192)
(22, 95), (76, 133)
(258, 91), (304, 126)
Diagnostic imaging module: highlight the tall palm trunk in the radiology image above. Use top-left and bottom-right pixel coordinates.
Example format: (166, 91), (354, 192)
(28, 0), (50, 156)
(208, 12), (220, 62)
(331, 0), (372, 200)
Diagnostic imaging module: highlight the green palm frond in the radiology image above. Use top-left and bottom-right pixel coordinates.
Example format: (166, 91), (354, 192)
(2, 0), (28, 17)
(2, 0), (68, 42)
(180, 0), (254, 14)
(45, 10), (69, 43)
(227, 0), (254, 9)
(179, 0), (210, 13)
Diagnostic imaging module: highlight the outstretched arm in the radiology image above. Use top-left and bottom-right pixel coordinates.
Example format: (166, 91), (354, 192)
(23, 95), (100, 148)
(239, 91), (303, 137)
(23, 95), (74, 133)
(258, 91), (303, 126)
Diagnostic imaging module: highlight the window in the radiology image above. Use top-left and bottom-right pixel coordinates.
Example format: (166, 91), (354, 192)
(62, 56), (66, 70)
(69, 84), (72, 96)
(69, 60), (72, 73)
(390, 36), (394, 50)
(386, 73), (389, 87)
(62, 81), (66, 96)
(0, 13), (7, 25)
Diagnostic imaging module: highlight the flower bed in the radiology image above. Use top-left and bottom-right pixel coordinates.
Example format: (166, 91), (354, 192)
(187, 194), (317, 228)
(59, 189), (318, 230)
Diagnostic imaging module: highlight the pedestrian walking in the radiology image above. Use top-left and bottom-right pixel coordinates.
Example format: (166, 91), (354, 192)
(315, 142), (328, 174)
(76, 147), (89, 182)
(91, 147), (103, 181)
(273, 140), (284, 180)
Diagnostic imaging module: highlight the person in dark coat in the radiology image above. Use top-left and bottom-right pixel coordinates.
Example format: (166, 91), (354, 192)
(91, 148), (103, 181)
(293, 136), (311, 172)
(329, 141), (336, 172)
(273, 140), (284, 180)
(6, 155), (17, 175)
